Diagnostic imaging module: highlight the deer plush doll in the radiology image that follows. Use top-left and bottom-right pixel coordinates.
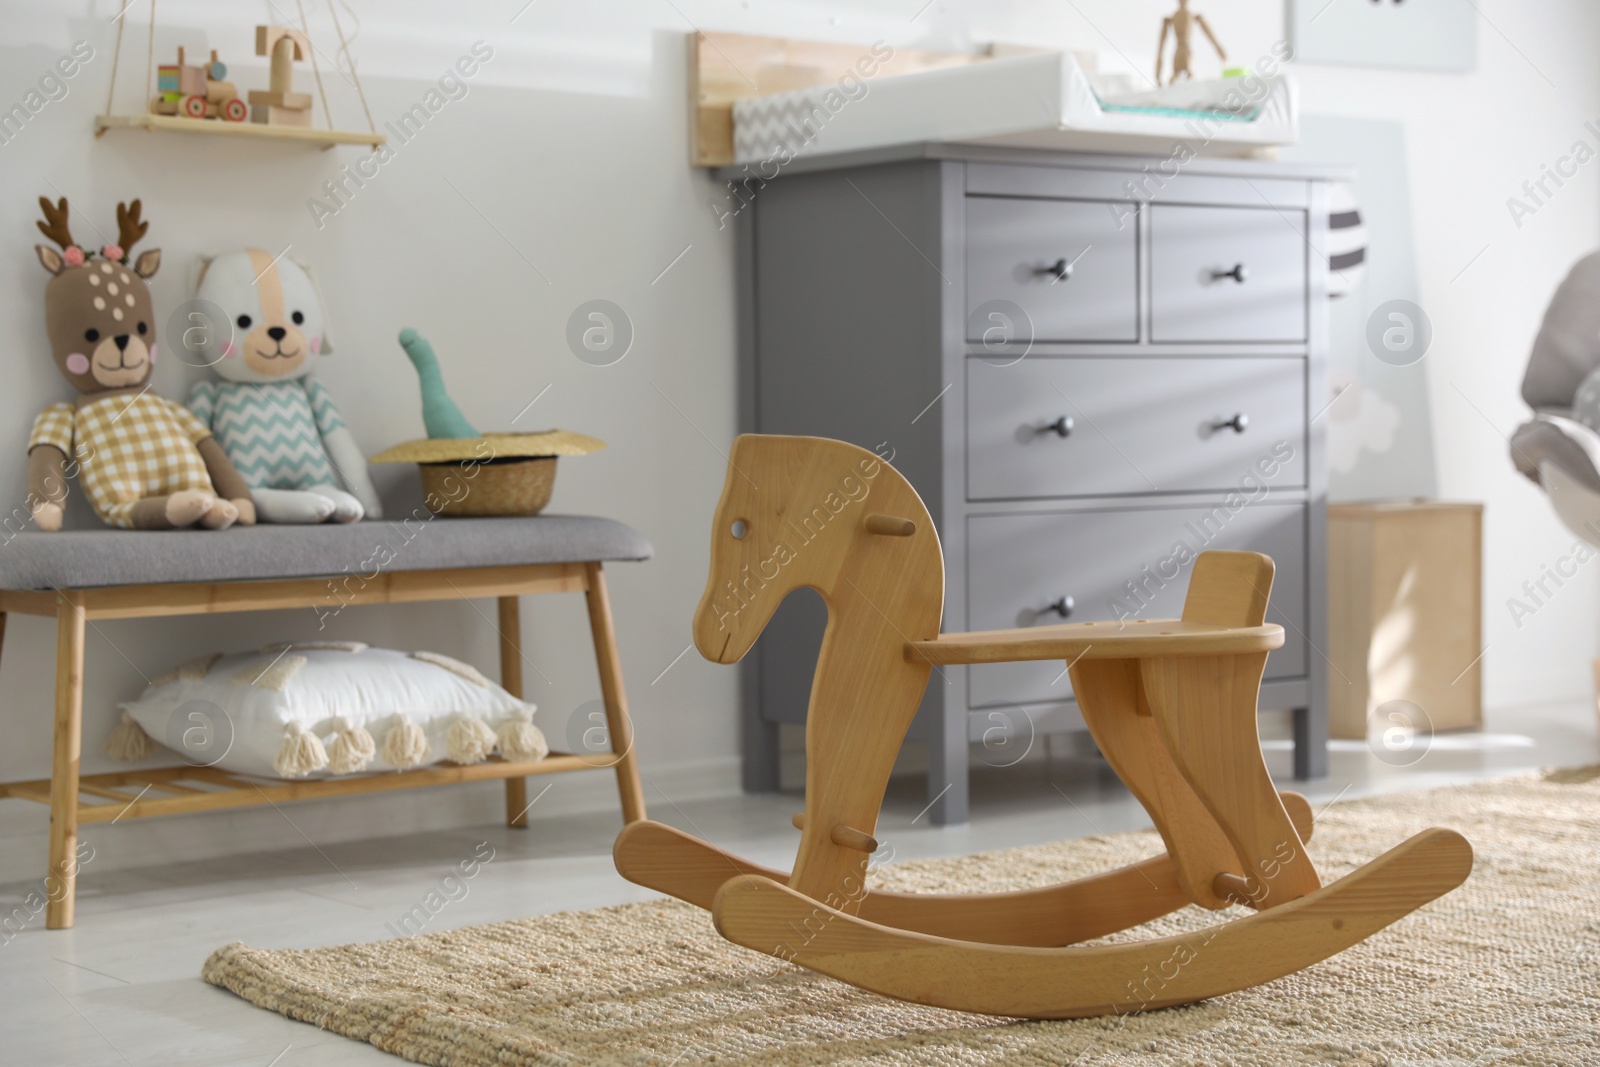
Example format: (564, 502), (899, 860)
(28, 198), (255, 531)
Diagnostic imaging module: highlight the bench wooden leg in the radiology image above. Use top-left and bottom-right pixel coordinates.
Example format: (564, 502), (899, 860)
(584, 563), (646, 824)
(47, 596), (86, 930)
(498, 595), (530, 829)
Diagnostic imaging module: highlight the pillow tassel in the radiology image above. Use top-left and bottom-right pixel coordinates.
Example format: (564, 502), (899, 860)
(496, 707), (549, 762)
(382, 715), (430, 770)
(106, 710), (155, 762)
(274, 720), (329, 778)
(447, 713), (497, 764)
(325, 717), (376, 775)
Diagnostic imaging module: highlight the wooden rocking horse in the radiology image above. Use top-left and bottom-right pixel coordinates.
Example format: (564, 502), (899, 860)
(615, 435), (1473, 1018)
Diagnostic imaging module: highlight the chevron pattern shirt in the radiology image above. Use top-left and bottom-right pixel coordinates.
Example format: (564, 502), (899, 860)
(187, 378), (343, 491)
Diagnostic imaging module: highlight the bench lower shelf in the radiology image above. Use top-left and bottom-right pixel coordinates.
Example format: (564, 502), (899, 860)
(0, 753), (616, 825)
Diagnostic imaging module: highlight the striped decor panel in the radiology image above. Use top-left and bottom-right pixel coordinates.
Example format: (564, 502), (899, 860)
(1327, 180), (1367, 299)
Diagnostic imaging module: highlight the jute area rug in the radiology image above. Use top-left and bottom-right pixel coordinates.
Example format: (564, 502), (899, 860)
(204, 769), (1600, 1065)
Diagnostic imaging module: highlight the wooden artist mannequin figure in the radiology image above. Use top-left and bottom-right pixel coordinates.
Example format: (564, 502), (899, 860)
(1157, 0), (1226, 85)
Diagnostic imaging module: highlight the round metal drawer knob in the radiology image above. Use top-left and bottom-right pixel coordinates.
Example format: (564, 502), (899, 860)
(1036, 257), (1073, 282)
(1037, 415), (1074, 438)
(1045, 595), (1075, 619)
(1211, 263), (1249, 283)
(1211, 413), (1249, 434)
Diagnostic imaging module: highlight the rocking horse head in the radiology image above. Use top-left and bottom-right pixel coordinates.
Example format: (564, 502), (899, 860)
(34, 197), (162, 395)
(692, 434), (944, 664)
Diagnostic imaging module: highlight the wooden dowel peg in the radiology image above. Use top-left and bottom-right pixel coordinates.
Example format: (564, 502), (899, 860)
(1213, 872), (1258, 906)
(864, 514), (916, 537)
(792, 812), (877, 852)
(829, 823), (879, 853)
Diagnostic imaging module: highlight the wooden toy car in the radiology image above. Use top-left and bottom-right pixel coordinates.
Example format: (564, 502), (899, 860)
(150, 47), (247, 122)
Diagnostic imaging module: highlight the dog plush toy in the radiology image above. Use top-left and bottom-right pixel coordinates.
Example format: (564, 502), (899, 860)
(28, 197), (254, 531)
(186, 248), (380, 523)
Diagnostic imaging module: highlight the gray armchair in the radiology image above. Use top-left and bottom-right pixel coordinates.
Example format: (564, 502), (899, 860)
(1512, 251), (1600, 540)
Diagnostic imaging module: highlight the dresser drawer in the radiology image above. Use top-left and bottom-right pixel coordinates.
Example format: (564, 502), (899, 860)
(1150, 204), (1307, 343)
(966, 503), (1308, 709)
(966, 196), (1138, 344)
(966, 357), (1306, 500)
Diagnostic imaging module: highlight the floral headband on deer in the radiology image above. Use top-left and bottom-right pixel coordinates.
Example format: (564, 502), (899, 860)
(35, 197), (160, 278)
(36, 197), (161, 277)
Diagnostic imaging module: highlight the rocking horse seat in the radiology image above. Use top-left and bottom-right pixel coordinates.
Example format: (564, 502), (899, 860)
(905, 617), (1284, 665)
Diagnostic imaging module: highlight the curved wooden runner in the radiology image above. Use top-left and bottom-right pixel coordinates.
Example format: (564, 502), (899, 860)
(614, 794), (1315, 947)
(713, 829), (1473, 1019)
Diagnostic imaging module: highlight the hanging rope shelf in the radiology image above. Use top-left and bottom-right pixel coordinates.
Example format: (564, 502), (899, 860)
(95, 0), (385, 151)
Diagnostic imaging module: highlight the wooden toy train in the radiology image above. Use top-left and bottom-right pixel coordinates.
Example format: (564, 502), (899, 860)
(152, 47), (248, 122)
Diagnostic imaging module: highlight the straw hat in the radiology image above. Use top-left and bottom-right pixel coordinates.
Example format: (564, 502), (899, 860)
(370, 429), (605, 465)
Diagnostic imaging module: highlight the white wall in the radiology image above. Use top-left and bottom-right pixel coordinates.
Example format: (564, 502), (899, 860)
(2, 0), (1595, 872)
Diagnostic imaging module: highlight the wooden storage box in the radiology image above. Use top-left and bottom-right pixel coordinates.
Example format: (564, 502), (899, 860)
(1328, 501), (1483, 739)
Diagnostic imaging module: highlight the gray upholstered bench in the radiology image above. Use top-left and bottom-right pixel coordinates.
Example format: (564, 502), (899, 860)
(0, 515), (652, 929)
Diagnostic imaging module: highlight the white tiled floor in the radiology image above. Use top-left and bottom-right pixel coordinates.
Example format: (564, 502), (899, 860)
(2, 699), (1595, 1066)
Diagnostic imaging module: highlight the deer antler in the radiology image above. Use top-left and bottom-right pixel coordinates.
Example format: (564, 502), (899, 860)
(36, 197), (75, 250)
(116, 200), (149, 256)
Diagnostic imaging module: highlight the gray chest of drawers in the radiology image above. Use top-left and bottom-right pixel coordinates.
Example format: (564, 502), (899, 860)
(730, 143), (1334, 825)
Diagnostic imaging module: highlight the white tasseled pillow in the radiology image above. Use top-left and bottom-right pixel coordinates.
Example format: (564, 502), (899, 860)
(117, 645), (545, 779)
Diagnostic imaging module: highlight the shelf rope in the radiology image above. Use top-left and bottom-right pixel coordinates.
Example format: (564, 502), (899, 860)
(103, 0), (130, 118)
(145, 0), (156, 110)
(327, 0), (377, 139)
(294, 0), (336, 130)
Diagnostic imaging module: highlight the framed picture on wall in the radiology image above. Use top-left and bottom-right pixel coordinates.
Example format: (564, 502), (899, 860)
(1287, 0), (1476, 72)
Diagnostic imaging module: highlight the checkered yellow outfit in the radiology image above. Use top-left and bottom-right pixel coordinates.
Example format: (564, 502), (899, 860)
(29, 393), (217, 529)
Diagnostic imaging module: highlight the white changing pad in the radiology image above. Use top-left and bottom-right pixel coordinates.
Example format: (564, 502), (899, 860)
(732, 51), (1297, 165)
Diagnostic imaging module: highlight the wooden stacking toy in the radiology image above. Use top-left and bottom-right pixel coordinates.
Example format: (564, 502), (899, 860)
(614, 434), (1473, 1018)
(250, 25), (314, 127)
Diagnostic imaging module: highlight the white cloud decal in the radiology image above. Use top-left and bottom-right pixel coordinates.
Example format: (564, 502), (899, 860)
(1327, 371), (1401, 474)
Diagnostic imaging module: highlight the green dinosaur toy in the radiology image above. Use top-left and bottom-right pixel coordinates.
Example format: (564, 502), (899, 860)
(398, 328), (479, 439)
